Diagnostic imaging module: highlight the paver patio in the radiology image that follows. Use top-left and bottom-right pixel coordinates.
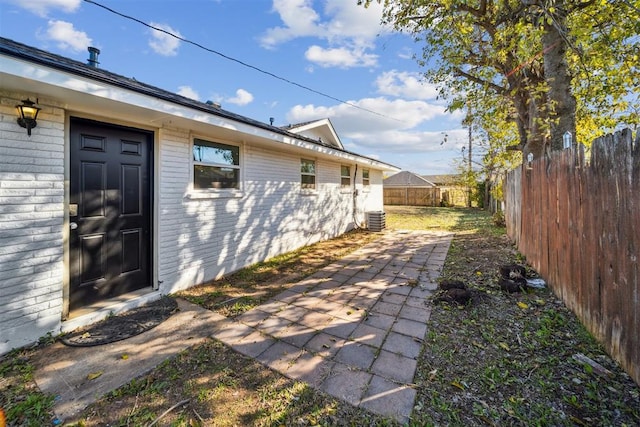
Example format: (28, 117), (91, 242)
(212, 230), (452, 423)
(33, 230), (452, 423)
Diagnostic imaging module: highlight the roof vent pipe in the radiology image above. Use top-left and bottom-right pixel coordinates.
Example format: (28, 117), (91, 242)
(87, 47), (100, 68)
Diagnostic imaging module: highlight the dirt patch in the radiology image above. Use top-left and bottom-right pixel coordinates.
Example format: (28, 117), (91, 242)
(60, 296), (178, 347)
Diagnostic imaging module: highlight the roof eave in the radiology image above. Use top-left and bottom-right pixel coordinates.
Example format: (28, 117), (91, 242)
(0, 38), (399, 172)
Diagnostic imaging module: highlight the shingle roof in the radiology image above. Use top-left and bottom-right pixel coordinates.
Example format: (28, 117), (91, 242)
(421, 174), (460, 185)
(280, 120), (317, 130)
(383, 171), (436, 187)
(0, 37), (398, 170)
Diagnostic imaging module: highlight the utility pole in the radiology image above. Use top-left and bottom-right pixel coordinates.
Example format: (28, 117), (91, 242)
(467, 122), (472, 208)
(461, 103), (473, 208)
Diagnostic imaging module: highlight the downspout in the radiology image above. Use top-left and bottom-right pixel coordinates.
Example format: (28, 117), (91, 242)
(352, 164), (364, 229)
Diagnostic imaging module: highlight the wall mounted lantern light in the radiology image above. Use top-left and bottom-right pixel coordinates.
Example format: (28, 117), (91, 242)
(16, 98), (41, 136)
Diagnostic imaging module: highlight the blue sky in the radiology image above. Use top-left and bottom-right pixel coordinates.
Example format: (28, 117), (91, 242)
(0, 0), (473, 175)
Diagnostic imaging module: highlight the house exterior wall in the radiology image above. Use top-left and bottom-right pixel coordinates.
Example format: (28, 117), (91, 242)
(0, 92), (385, 354)
(0, 93), (66, 352)
(156, 129), (382, 294)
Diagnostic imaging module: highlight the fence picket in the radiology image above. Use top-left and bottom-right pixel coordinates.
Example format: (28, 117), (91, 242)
(505, 128), (640, 386)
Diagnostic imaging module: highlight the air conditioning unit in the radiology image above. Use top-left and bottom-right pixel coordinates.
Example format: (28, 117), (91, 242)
(366, 211), (386, 232)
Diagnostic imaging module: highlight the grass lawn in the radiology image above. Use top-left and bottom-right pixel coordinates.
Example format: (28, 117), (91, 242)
(1, 207), (638, 426)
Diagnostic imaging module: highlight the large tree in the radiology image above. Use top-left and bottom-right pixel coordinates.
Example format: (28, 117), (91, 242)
(361, 0), (639, 160)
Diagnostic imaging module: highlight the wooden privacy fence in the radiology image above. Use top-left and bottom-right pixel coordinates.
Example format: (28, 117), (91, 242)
(383, 187), (440, 206)
(504, 128), (639, 386)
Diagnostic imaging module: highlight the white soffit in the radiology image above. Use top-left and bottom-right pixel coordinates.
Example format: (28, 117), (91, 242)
(0, 54), (397, 171)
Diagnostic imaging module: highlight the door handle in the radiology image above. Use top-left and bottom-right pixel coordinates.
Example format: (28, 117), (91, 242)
(70, 222), (78, 230)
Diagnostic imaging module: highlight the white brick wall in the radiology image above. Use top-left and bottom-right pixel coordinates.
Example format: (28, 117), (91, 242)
(0, 94), (64, 354)
(0, 95), (386, 354)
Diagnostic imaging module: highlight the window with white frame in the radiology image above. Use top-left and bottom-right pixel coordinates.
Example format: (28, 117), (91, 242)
(362, 168), (370, 187)
(193, 138), (240, 189)
(341, 165), (351, 187)
(301, 159), (316, 189)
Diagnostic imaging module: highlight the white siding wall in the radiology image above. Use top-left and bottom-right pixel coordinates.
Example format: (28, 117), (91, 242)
(0, 98), (386, 354)
(361, 168), (384, 214)
(156, 131), (384, 294)
(0, 93), (65, 354)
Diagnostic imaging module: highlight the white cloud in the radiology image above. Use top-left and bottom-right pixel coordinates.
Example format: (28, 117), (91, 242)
(322, 0), (388, 42)
(305, 45), (377, 68)
(226, 89), (254, 106)
(261, 0), (386, 47)
(9, 0), (81, 17)
(397, 47), (414, 60)
(260, 0), (323, 47)
(289, 97), (447, 131)
(177, 86), (199, 100)
(375, 70), (440, 101)
(286, 97), (465, 156)
(45, 20), (91, 52)
(260, 0), (388, 68)
(354, 128), (468, 154)
(148, 22), (181, 56)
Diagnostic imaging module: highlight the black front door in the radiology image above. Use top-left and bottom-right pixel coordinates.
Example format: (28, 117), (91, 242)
(69, 118), (152, 311)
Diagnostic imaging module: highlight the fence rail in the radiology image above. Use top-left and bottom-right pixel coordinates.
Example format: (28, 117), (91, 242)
(505, 128), (639, 386)
(383, 187), (440, 206)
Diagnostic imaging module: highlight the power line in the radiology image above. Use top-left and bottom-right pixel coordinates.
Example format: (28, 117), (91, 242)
(83, 0), (405, 123)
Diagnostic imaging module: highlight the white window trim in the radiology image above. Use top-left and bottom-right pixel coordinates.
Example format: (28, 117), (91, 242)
(300, 158), (318, 194)
(340, 164), (352, 194)
(340, 165), (351, 187)
(362, 168), (371, 192)
(188, 136), (244, 199)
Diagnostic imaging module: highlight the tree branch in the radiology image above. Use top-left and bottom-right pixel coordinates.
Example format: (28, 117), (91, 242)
(453, 67), (508, 95)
